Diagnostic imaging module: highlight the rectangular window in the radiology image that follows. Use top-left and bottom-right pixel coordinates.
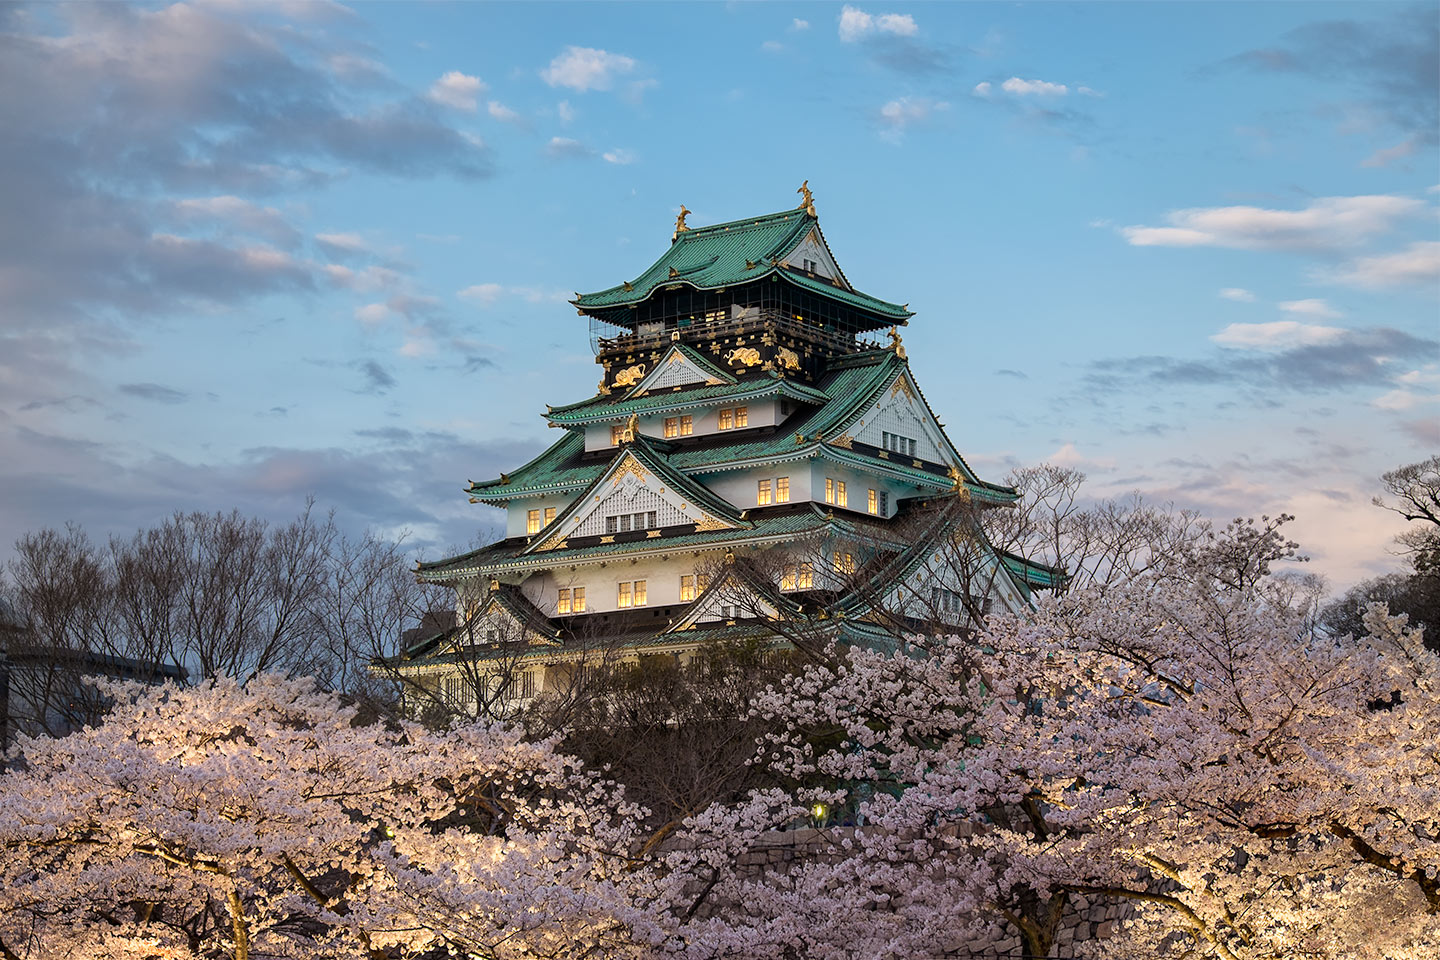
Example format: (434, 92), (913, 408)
(832, 551), (856, 574)
(633, 579), (647, 606)
(776, 476), (790, 503)
(680, 575), (695, 601)
(704, 308), (726, 323)
(619, 514), (632, 533)
(909, 438), (917, 457)
(697, 573), (709, 593)
(781, 565), (797, 591)
(611, 425), (624, 446)
(718, 408), (734, 430)
(836, 480), (847, 508)
(572, 586), (586, 612)
(618, 582), (632, 608)
(527, 509), (541, 534)
(868, 488), (877, 515)
(825, 478), (834, 504)
(757, 479), (772, 505)
(544, 507), (556, 527)
(646, 511), (657, 529)
(617, 581), (647, 608)
(664, 417), (679, 439)
(606, 516), (618, 534)
(680, 415), (693, 435)
(798, 561), (814, 589)
(558, 588), (572, 614)
(880, 491), (889, 515)
(734, 406), (749, 428)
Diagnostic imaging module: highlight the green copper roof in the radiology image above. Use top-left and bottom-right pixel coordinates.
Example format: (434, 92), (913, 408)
(545, 372), (829, 425)
(468, 350), (1017, 505)
(573, 207), (911, 321)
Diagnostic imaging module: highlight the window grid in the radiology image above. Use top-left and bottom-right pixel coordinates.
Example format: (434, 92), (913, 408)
(868, 489), (877, 515)
(832, 551), (856, 575)
(776, 477), (790, 503)
(544, 507), (556, 527)
(680, 575), (695, 602)
(757, 479), (772, 505)
(526, 509), (541, 534)
(825, 478), (834, 504)
(617, 580), (648, 608)
(836, 480), (847, 508)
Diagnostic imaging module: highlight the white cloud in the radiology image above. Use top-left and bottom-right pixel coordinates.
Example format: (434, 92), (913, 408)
(878, 97), (947, 141)
(557, 100), (576, 125)
(761, 40), (784, 54)
(1046, 442), (1115, 471)
(1219, 287), (1256, 302)
(427, 71), (486, 111)
(457, 283), (503, 305)
(1077, 85), (1102, 97)
(541, 46), (637, 93)
(1210, 320), (1347, 350)
(324, 264), (402, 292)
(354, 303), (391, 326)
(838, 5), (917, 43)
(602, 148), (637, 165)
(1321, 241), (1440, 288)
(1000, 77), (1068, 96)
(314, 232), (368, 253)
(791, 18), (810, 31)
(972, 81), (992, 97)
(545, 136), (592, 159)
(486, 100), (520, 122)
(1278, 298), (1343, 319)
(1121, 195), (1422, 251)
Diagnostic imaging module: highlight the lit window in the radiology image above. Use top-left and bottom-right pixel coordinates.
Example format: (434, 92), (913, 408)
(680, 575), (695, 601)
(734, 406), (748, 428)
(611, 425), (624, 446)
(665, 417), (679, 438)
(868, 489), (877, 515)
(697, 573), (709, 593)
(704, 308), (726, 323)
(544, 507), (556, 527)
(781, 565), (796, 591)
(526, 510), (541, 534)
(776, 476), (790, 503)
(832, 551), (856, 574)
(825, 478), (834, 504)
(573, 586), (586, 612)
(680, 415), (693, 435)
(798, 561), (813, 589)
(836, 480), (847, 508)
(757, 479), (772, 505)
(558, 588), (572, 614)
(718, 408), (734, 430)
(617, 580), (647, 608)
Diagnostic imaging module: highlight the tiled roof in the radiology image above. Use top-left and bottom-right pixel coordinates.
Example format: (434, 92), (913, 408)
(573, 208), (911, 321)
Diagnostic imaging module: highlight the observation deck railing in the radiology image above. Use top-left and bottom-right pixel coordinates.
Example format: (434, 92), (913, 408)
(594, 308), (882, 357)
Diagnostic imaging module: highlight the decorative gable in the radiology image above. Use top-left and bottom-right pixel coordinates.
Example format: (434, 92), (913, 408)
(844, 373), (951, 464)
(781, 228), (845, 286)
(530, 449), (740, 552)
(628, 344), (733, 395)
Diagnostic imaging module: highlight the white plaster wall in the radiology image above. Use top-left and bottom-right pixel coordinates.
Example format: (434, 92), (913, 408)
(702, 465), (810, 510)
(581, 400), (781, 452)
(505, 495), (575, 538)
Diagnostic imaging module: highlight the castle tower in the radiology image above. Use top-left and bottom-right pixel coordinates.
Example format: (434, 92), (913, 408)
(390, 192), (1061, 711)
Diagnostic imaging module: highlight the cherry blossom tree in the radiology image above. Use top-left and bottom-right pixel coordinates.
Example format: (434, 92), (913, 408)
(676, 517), (1440, 959)
(0, 674), (670, 959)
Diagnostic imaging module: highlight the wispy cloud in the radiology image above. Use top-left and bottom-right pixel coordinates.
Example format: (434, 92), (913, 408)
(1319, 241), (1440, 288)
(119, 382), (189, 405)
(1211, 320), (1347, 350)
(602, 148), (638, 165)
(1219, 287), (1256, 302)
(545, 136), (593, 160)
(428, 71), (485, 111)
(1278, 298), (1343, 319)
(541, 46), (638, 93)
(1121, 194), (1421, 250)
(1001, 77), (1069, 96)
(486, 100), (520, 123)
(838, 5), (918, 43)
(877, 97), (948, 141)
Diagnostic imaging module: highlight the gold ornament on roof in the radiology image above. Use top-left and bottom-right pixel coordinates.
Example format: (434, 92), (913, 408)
(673, 205), (691, 239)
(613, 363), (647, 388)
(776, 346), (801, 370)
(797, 180), (816, 217)
(727, 346), (761, 367)
(620, 412), (640, 444)
(888, 326), (907, 360)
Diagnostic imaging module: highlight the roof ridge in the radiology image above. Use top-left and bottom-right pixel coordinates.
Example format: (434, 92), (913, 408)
(678, 207), (812, 238)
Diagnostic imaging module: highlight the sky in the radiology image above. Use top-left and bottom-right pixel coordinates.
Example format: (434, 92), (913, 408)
(0, 1), (1436, 594)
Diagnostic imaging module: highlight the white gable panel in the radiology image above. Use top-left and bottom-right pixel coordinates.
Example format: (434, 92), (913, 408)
(781, 229), (843, 284)
(538, 452), (738, 549)
(630, 345), (730, 394)
(848, 377), (948, 463)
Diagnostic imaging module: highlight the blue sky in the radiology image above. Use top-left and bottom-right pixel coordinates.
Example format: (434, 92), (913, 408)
(0, 1), (1435, 592)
